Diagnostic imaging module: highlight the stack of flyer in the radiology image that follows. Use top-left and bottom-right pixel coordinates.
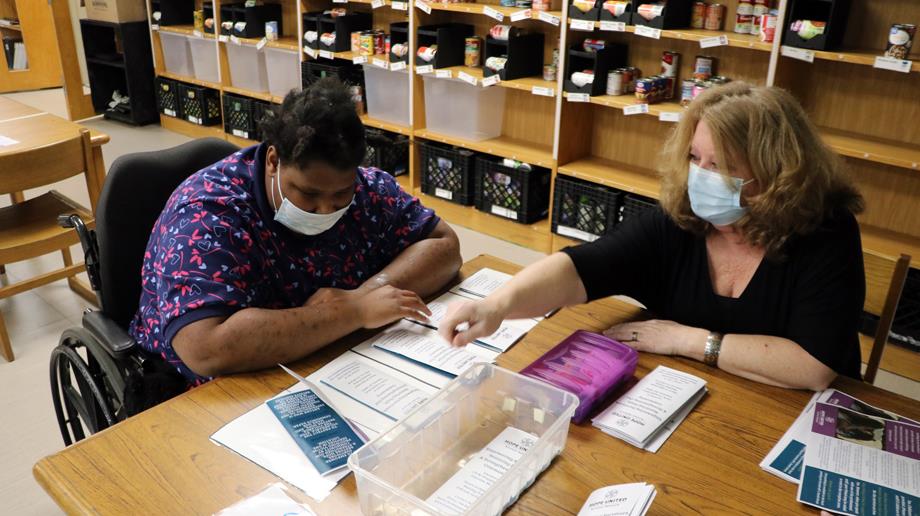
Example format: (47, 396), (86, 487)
(592, 365), (707, 452)
(577, 483), (657, 516)
(761, 389), (920, 515)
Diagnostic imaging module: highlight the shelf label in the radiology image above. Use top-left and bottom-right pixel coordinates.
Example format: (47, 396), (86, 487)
(392, 1), (408, 10)
(232, 129), (250, 138)
(491, 205), (518, 220)
(256, 37), (268, 50)
(304, 46), (317, 58)
(873, 56), (912, 74)
(416, 0), (432, 14)
(372, 58), (388, 69)
(481, 74), (500, 87)
(436, 69), (453, 78)
(230, 35), (242, 45)
(510, 9), (531, 22)
(781, 46), (814, 63)
(319, 49), (334, 59)
(193, 30), (203, 38)
(659, 111), (681, 122)
(458, 71), (477, 85)
(571, 19), (595, 31)
(557, 225), (600, 242)
(634, 25), (661, 39)
(435, 188), (454, 200)
(164, 108), (176, 117)
(567, 92), (590, 102)
(187, 115), (202, 125)
(483, 6), (504, 21)
(389, 60), (407, 71)
(151, 24), (159, 31)
(372, 0), (386, 7)
(600, 21), (626, 32)
(699, 35), (728, 48)
(416, 64), (434, 74)
(538, 11), (560, 26)
(353, 55), (368, 64)
(333, 0), (348, 3)
(531, 86), (555, 97)
(219, 35), (229, 43)
(623, 103), (649, 116)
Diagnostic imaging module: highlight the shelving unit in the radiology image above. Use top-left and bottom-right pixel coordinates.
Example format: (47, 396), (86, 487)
(0, 0), (62, 92)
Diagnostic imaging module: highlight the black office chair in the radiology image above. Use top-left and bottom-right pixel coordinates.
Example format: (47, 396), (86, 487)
(50, 137), (240, 446)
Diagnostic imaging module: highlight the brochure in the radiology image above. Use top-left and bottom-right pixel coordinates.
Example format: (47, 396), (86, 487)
(577, 482), (657, 516)
(368, 320), (495, 376)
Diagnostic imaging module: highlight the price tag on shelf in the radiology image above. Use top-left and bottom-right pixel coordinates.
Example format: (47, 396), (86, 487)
(229, 35), (242, 45)
(151, 24), (159, 31)
(538, 11), (560, 26)
(304, 46), (317, 58)
(372, 0), (386, 8)
(510, 9), (531, 22)
(435, 69), (452, 78)
(659, 111), (681, 122)
(372, 58), (389, 69)
(353, 55), (368, 64)
(623, 103), (649, 116)
(319, 50), (334, 59)
(389, 60), (407, 71)
(567, 93), (590, 102)
(570, 19), (595, 31)
(333, 0), (348, 3)
(531, 86), (555, 97)
(699, 35), (728, 48)
(256, 37), (268, 50)
(458, 71), (478, 85)
(873, 56), (912, 74)
(416, 64), (434, 74)
(392, 1), (408, 10)
(781, 46), (814, 63)
(600, 21), (626, 32)
(193, 30), (203, 38)
(481, 74), (500, 87)
(416, 0), (432, 14)
(483, 6), (505, 21)
(219, 35), (229, 43)
(634, 25), (661, 39)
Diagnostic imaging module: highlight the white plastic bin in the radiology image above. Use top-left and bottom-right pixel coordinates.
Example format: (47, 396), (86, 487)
(264, 47), (301, 98)
(423, 75), (506, 141)
(188, 36), (219, 84)
(159, 32), (194, 78)
(348, 363), (579, 516)
(363, 64), (410, 127)
(226, 42), (269, 93)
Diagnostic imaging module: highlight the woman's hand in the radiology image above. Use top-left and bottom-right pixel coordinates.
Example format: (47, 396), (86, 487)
(354, 285), (431, 329)
(438, 300), (506, 347)
(604, 319), (708, 357)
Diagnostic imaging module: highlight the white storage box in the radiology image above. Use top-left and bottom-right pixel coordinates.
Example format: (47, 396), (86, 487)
(264, 47), (301, 98)
(188, 37), (219, 84)
(363, 64), (410, 127)
(348, 363), (579, 516)
(226, 42), (269, 93)
(159, 32), (194, 78)
(422, 75), (506, 141)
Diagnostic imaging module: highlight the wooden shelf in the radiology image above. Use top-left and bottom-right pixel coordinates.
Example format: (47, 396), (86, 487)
(820, 128), (920, 171)
(439, 65), (557, 95)
(415, 128), (554, 167)
(222, 85), (281, 103)
(158, 71), (221, 91)
(160, 115), (225, 140)
(558, 156), (660, 199)
(781, 46), (920, 73)
(157, 24), (216, 39)
(564, 91), (683, 119)
(572, 22), (772, 52)
(551, 233), (581, 252)
(223, 34), (300, 51)
(861, 225), (920, 268)
(226, 132), (259, 148)
(426, 2), (563, 23)
(360, 114), (411, 136)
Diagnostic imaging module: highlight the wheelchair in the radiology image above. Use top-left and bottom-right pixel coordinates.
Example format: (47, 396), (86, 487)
(50, 138), (240, 446)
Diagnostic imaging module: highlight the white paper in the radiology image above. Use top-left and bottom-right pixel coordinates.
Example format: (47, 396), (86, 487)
(634, 25), (661, 39)
(760, 391), (824, 483)
(492, 205), (517, 219)
(436, 69), (453, 79)
(352, 55), (368, 64)
(319, 50), (334, 59)
(600, 21), (626, 32)
(623, 104), (649, 116)
(781, 46), (814, 63)
(215, 484), (317, 516)
(368, 320), (494, 376)
(389, 61), (407, 71)
(416, 0), (431, 14)
(578, 482), (656, 516)
(451, 267), (513, 298)
(571, 19), (595, 31)
(538, 11), (560, 26)
(873, 56), (912, 74)
(643, 388), (707, 453)
(151, 23), (159, 31)
(417, 64), (434, 74)
(320, 358), (430, 421)
(219, 35), (229, 43)
(699, 35), (728, 48)
(193, 30), (203, 38)
(372, 0), (386, 8)
(391, 1), (408, 10)
(567, 93), (591, 102)
(510, 9), (532, 22)
(458, 71), (477, 86)
(0, 135), (19, 147)
(372, 58), (388, 69)
(481, 74), (500, 87)
(483, 6), (504, 21)
(426, 426), (537, 515)
(532, 86), (555, 97)
(304, 46), (317, 58)
(230, 35), (242, 45)
(659, 111), (681, 122)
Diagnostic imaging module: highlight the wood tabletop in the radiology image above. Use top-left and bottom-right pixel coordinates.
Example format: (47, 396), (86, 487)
(32, 255), (920, 515)
(0, 97), (109, 150)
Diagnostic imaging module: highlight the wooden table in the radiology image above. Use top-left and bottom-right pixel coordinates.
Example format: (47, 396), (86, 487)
(33, 256), (920, 515)
(0, 97), (108, 211)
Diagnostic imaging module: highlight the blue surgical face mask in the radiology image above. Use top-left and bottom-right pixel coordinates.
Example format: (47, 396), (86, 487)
(687, 162), (753, 227)
(271, 160), (353, 236)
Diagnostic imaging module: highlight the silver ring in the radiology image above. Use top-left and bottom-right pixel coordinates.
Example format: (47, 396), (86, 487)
(632, 331), (639, 342)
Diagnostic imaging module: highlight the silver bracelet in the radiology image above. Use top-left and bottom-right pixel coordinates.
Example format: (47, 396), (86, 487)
(703, 332), (723, 367)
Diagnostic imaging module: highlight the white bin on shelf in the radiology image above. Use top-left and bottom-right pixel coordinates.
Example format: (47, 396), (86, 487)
(226, 42), (269, 93)
(348, 363), (579, 516)
(159, 32), (194, 78)
(363, 64), (410, 127)
(188, 36), (219, 84)
(264, 47), (301, 98)
(423, 74), (506, 141)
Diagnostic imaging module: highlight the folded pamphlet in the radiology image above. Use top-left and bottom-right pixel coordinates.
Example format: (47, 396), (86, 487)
(577, 482), (657, 516)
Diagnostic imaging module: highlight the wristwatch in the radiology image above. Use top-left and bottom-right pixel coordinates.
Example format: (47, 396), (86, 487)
(703, 332), (723, 367)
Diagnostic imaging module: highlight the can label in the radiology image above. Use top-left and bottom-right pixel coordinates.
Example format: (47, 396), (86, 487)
(734, 14), (754, 34)
(705, 4), (724, 31)
(606, 70), (624, 95)
(693, 56), (714, 80)
(736, 0), (754, 16)
(691, 1), (706, 29)
(886, 24), (916, 59)
(661, 51), (679, 77)
(465, 37), (481, 67)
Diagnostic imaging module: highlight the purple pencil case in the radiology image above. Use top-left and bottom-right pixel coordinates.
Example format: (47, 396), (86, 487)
(520, 330), (637, 423)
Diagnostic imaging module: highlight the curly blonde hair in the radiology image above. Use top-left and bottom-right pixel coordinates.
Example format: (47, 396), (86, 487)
(659, 82), (863, 258)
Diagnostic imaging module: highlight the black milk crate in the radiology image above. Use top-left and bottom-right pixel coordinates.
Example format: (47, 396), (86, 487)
(419, 140), (477, 205)
(364, 128), (409, 176)
(475, 156), (551, 224)
(252, 100), (274, 141)
(155, 76), (181, 118)
(618, 192), (658, 223)
(301, 59), (363, 89)
(552, 175), (622, 242)
(178, 83), (221, 126)
(222, 93), (258, 140)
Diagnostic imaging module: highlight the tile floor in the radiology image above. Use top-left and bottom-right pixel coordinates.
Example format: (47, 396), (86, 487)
(0, 88), (916, 515)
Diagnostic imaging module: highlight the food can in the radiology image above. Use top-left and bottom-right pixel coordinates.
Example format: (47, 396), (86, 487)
(693, 55), (714, 80)
(583, 39), (606, 52)
(543, 64), (557, 81)
(627, 66), (641, 92)
(736, 0), (754, 16)
(635, 77), (653, 103)
(485, 56), (508, 72)
(705, 3), (724, 31)
(500, 0), (516, 6)
(417, 45), (437, 62)
(734, 14), (754, 34)
(351, 32), (362, 53)
(385, 35), (391, 55)
(193, 10), (204, 31)
(465, 36), (482, 67)
(885, 23), (917, 60)
(265, 21), (278, 41)
(516, 0), (533, 7)
(759, 12), (777, 42)
(390, 42), (409, 58)
(350, 85), (364, 114)
(533, 0), (551, 10)
(552, 48), (560, 67)
(661, 50), (679, 77)
(606, 70), (625, 95)
(691, 1), (706, 29)
(603, 1), (629, 18)
(359, 32), (375, 56)
(373, 31), (386, 55)
(692, 80), (708, 99)
(489, 24), (513, 41)
(753, 0), (769, 16)
(680, 79), (696, 106)
(750, 15), (761, 36)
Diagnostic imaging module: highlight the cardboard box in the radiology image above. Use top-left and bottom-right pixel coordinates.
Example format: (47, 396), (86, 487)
(85, 0), (148, 23)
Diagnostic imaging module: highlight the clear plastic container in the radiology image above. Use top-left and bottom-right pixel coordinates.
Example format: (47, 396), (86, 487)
(264, 47), (301, 98)
(348, 363), (579, 516)
(422, 75), (506, 141)
(363, 64), (410, 127)
(188, 37), (219, 84)
(159, 32), (194, 78)
(226, 42), (269, 93)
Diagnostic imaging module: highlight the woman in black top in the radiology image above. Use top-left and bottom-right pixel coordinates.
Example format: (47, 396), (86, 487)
(439, 83), (865, 391)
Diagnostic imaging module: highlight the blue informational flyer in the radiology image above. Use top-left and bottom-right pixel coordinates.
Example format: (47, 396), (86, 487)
(267, 390), (366, 475)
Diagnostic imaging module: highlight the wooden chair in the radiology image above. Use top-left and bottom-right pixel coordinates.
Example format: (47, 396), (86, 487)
(861, 249), (911, 384)
(0, 128), (97, 362)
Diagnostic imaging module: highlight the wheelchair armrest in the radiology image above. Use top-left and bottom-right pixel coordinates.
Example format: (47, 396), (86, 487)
(82, 311), (136, 360)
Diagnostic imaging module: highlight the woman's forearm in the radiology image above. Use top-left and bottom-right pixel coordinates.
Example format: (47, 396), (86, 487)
(487, 252), (588, 320)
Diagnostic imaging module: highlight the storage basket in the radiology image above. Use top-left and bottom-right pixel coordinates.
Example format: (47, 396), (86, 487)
(155, 76), (181, 118)
(178, 83), (221, 126)
(419, 140), (477, 205)
(301, 59), (363, 88)
(364, 128), (409, 176)
(222, 93), (257, 139)
(552, 175), (622, 242)
(475, 156), (551, 224)
(618, 193), (658, 223)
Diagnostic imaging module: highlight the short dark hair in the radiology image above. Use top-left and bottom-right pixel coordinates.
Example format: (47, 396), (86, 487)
(259, 78), (366, 171)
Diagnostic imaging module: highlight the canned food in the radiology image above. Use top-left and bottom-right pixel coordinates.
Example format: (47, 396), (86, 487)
(465, 37), (481, 67)
(692, 81), (708, 99)
(500, 0), (516, 6)
(736, 0), (754, 16)
(193, 10), (204, 31)
(320, 32), (336, 47)
(572, 0), (595, 13)
(680, 79), (696, 107)
(661, 51), (679, 77)
(533, 0), (551, 10)
(351, 32), (362, 53)
(750, 15), (761, 36)
(753, 0), (769, 17)
(552, 48), (560, 67)
(485, 56), (508, 72)
(705, 3), (724, 31)
(417, 45), (437, 62)
(691, 1), (706, 29)
(606, 70), (625, 95)
(759, 12), (777, 42)
(693, 55), (714, 80)
(373, 31), (386, 55)
(886, 23), (916, 60)
(582, 39), (606, 52)
(635, 77), (653, 103)
(391, 42), (409, 58)
(603, 1), (629, 18)
(734, 14), (754, 34)
(489, 24), (514, 41)
(265, 21), (278, 41)
(350, 85), (364, 114)
(627, 66), (641, 92)
(359, 32), (374, 56)
(516, 0), (533, 7)
(636, 3), (664, 21)
(543, 65), (557, 81)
